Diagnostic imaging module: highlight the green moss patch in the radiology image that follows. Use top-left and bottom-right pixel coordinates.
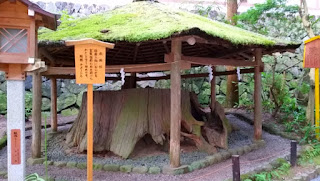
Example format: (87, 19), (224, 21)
(38, 2), (291, 46)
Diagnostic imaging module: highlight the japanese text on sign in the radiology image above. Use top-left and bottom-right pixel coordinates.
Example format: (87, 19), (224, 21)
(75, 44), (106, 84)
(11, 129), (21, 165)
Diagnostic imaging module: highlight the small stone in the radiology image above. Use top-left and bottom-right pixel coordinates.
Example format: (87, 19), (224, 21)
(66, 162), (77, 168)
(221, 151), (231, 159)
(0, 171), (7, 177)
(43, 161), (53, 165)
(315, 165), (320, 174)
(215, 154), (223, 162)
(205, 156), (217, 165)
(228, 149), (237, 155)
(54, 161), (67, 167)
(77, 162), (87, 169)
(93, 164), (103, 170)
(190, 161), (205, 171)
(148, 166), (161, 174)
(27, 157), (45, 165)
(103, 164), (120, 172)
(236, 147), (244, 155)
(263, 164), (273, 172)
(132, 166), (148, 174)
(243, 145), (251, 153)
(120, 165), (132, 173)
(251, 143), (259, 150)
(292, 176), (303, 181)
(162, 165), (189, 175)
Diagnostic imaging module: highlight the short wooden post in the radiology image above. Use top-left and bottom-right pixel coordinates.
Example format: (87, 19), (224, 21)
(87, 84), (93, 181)
(254, 48), (262, 140)
(50, 78), (57, 132)
(232, 155), (240, 181)
(31, 72), (42, 158)
(290, 140), (297, 167)
(169, 39), (182, 168)
(210, 66), (216, 111)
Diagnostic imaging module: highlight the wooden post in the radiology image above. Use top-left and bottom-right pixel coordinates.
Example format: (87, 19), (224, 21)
(87, 84), (93, 181)
(290, 140), (297, 167)
(31, 71), (42, 158)
(169, 39), (182, 168)
(210, 66), (216, 111)
(50, 78), (57, 132)
(226, 0), (239, 108)
(232, 155), (240, 181)
(254, 49), (262, 140)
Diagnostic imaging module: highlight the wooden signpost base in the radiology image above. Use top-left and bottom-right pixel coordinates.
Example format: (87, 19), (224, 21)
(66, 38), (114, 181)
(87, 84), (93, 181)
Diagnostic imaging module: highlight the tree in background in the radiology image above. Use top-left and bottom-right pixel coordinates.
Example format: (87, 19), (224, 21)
(225, 0), (239, 108)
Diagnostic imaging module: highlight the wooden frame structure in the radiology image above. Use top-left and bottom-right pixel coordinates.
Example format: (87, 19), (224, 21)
(34, 36), (299, 168)
(0, 1), (296, 169)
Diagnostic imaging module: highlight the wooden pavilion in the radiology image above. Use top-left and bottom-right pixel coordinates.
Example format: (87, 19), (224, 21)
(34, 2), (299, 168)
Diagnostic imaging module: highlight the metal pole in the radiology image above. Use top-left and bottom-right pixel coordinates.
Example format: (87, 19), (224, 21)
(290, 140), (297, 167)
(232, 155), (240, 181)
(7, 80), (25, 181)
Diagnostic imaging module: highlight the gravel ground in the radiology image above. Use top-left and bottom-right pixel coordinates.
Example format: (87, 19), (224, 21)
(0, 114), (291, 181)
(45, 115), (252, 167)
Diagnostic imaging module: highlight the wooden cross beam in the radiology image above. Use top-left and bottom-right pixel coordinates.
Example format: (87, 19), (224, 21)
(42, 62), (192, 75)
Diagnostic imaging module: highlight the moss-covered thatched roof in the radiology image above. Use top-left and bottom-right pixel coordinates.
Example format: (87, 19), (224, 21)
(38, 1), (292, 46)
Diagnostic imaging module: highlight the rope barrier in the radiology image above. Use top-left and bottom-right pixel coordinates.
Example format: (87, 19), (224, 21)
(188, 148), (291, 181)
(241, 148), (290, 165)
(188, 163), (232, 181)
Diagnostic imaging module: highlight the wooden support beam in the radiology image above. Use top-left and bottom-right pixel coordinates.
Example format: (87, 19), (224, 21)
(181, 56), (256, 67)
(254, 48), (262, 140)
(50, 78), (57, 132)
(210, 66), (216, 111)
(169, 39), (182, 168)
(39, 48), (56, 66)
(42, 62), (191, 75)
(31, 72), (42, 158)
(226, 66), (239, 108)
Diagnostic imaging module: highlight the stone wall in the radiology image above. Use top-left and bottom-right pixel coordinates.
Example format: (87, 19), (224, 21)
(34, 1), (111, 17)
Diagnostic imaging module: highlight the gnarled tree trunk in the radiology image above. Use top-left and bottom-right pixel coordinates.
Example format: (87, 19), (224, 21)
(66, 89), (231, 158)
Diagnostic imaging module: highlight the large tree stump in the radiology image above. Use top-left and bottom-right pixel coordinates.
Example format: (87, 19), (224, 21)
(66, 89), (231, 158)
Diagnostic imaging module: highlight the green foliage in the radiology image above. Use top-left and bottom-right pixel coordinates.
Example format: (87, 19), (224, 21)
(235, 0), (296, 24)
(299, 144), (320, 163)
(241, 161), (290, 181)
(39, 2), (283, 46)
(25, 173), (45, 181)
(25, 92), (33, 118)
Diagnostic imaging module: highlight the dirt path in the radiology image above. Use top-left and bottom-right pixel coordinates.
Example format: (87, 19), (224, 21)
(0, 114), (292, 181)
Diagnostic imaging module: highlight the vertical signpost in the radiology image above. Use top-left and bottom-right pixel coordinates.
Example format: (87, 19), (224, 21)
(66, 38), (114, 181)
(303, 36), (320, 140)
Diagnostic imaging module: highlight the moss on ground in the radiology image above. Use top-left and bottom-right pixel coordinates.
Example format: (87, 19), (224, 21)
(0, 135), (7, 150)
(38, 2), (291, 46)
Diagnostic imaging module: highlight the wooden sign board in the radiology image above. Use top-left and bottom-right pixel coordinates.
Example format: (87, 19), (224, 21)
(74, 45), (106, 84)
(304, 36), (320, 68)
(11, 129), (21, 165)
(66, 39), (115, 84)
